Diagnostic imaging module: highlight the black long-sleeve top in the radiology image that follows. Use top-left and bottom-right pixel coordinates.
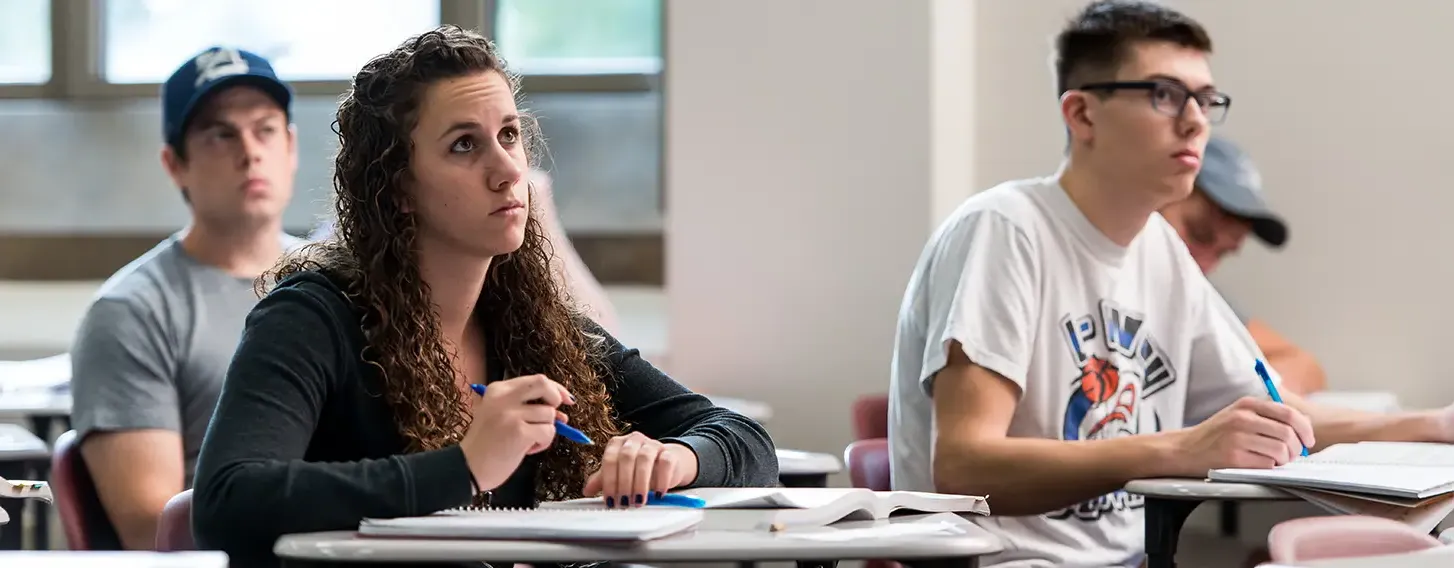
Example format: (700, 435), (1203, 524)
(190, 270), (779, 567)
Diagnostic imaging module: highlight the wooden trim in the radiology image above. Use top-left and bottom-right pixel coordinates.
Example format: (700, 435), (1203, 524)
(0, 232), (663, 285)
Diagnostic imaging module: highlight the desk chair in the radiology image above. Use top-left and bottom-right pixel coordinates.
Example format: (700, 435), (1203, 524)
(851, 393), (888, 441)
(155, 490), (194, 551)
(844, 438), (898, 568)
(1267, 515), (1441, 564)
(50, 430), (122, 550)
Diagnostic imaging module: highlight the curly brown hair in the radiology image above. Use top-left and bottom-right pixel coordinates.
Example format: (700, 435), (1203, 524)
(260, 25), (622, 503)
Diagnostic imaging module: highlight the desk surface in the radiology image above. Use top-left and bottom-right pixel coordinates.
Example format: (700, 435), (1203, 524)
(1125, 477), (1293, 501)
(777, 449), (843, 475)
(707, 395), (773, 422)
(0, 392), (69, 418)
(0, 424), (48, 460)
(274, 512), (1003, 564)
(0, 551), (228, 567)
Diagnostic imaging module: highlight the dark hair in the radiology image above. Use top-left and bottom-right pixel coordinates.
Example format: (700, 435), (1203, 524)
(1054, 0), (1212, 96)
(260, 25), (623, 503)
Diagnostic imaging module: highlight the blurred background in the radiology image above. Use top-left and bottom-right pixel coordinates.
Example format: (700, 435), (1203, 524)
(1, 0), (1450, 560)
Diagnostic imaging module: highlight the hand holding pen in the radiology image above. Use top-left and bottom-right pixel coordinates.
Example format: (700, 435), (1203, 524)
(457, 374), (589, 493)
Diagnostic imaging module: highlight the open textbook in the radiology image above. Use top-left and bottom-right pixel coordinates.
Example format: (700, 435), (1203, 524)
(544, 487), (991, 531)
(1208, 441), (1454, 531)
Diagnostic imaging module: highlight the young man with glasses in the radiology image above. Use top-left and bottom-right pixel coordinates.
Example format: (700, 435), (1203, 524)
(888, 2), (1454, 566)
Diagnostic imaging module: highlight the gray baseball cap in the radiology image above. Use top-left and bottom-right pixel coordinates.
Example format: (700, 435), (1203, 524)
(1196, 136), (1288, 248)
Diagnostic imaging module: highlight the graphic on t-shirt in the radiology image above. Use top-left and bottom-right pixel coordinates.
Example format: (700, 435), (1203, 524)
(1049, 300), (1179, 521)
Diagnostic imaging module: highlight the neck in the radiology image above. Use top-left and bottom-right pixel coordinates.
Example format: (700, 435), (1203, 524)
(179, 219), (287, 278)
(417, 243), (493, 345)
(1057, 156), (1161, 247)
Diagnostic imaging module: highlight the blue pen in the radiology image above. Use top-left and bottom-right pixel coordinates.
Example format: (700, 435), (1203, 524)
(470, 384), (594, 444)
(647, 492), (707, 508)
(1255, 359), (1308, 457)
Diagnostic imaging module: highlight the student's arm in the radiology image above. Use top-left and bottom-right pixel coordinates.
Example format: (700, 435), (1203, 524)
(1245, 319), (1327, 396)
(190, 284), (473, 556)
(1282, 391), (1446, 449)
(533, 170), (621, 334)
(923, 212), (1179, 514)
(69, 297), (185, 550)
(932, 346), (1178, 515)
(592, 320), (779, 488)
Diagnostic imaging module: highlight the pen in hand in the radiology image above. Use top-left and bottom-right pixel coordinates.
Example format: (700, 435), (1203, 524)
(1255, 359), (1308, 458)
(470, 383), (594, 445)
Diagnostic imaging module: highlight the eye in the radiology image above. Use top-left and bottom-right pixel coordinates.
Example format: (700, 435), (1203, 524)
(1151, 83), (1180, 104)
(498, 126), (520, 146)
(450, 135), (477, 154)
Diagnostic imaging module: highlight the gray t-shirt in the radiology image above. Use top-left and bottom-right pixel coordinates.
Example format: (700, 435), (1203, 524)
(70, 232), (304, 486)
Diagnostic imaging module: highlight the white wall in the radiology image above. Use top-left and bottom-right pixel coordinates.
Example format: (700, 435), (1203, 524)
(668, 0), (1454, 463)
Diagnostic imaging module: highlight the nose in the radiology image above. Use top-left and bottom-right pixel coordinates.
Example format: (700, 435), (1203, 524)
(485, 145), (525, 193)
(1177, 97), (1209, 138)
(239, 131), (265, 167)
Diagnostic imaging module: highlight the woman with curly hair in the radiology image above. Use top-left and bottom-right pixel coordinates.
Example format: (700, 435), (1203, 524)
(190, 25), (779, 566)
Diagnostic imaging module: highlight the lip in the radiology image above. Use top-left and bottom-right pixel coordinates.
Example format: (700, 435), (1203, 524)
(242, 178), (270, 193)
(491, 202), (525, 216)
(1172, 149), (1201, 168)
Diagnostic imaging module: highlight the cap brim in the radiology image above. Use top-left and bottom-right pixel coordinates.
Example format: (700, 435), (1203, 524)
(1199, 182), (1289, 248)
(171, 75), (293, 148)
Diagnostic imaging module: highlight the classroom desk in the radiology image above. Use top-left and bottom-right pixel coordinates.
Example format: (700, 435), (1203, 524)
(0, 423), (51, 551)
(777, 449), (843, 488)
(274, 512), (1004, 567)
(1257, 544), (1454, 567)
(1125, 478), (1295, 568)
(0, 392), (70, 440)
(707, 395), (774, 422)
(0, 551), (229, 567)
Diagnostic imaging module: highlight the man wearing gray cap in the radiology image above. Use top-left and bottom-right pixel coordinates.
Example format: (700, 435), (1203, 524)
(1160, 136), (1327, 396)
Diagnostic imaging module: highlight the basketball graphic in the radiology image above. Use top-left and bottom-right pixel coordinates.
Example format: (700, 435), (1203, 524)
(1078, 356), (1120, 404)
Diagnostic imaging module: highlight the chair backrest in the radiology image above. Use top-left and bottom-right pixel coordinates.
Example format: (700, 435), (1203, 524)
(50, 430), (123, 550)
(844, 438), (891, 491)
(1268, 515), (1441, 563)
(155, 489), (194, 551)
(851, 394), (889, 441)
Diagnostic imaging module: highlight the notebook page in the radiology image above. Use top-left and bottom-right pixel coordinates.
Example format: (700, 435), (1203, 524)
(1297, 442), (1454, 467)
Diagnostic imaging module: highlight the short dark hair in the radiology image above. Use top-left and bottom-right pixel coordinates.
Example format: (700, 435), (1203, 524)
(1053, 0), (1212, 96)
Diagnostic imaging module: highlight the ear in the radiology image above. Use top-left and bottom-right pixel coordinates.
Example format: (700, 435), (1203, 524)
(1060, 91), (1096, 145)
(160, 144), (187, 188)
(286, 123), (300, 171)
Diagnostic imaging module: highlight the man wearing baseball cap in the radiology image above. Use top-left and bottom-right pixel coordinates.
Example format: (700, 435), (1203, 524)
(1160, 136), (1327, 396)
(69, 47), (306, 549)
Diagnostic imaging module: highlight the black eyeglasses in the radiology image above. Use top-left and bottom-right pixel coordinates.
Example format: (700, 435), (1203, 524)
(1077, 80), (1232, 124)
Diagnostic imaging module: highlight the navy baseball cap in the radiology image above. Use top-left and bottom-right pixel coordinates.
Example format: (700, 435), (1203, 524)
(162, 47), (293, 150)
(1196, 136), (1288, 248)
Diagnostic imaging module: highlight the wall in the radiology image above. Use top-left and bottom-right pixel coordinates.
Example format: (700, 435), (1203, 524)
(665, 0), (984, 459)
(668, 0), (1454, 463)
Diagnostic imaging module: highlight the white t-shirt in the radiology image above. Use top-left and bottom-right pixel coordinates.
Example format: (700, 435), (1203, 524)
(888, 175), (1275, 568)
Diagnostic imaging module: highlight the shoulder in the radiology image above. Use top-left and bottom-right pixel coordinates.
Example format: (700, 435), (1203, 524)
(255, 269), (359, 327)
(923, 178), (1050, 266)
(81, 236), (192, 326)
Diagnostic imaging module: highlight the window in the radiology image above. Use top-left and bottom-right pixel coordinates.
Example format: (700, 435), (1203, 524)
(101, 0), (441, 84)
(495, 0), (661, 76)
(0, 0), (52, 84)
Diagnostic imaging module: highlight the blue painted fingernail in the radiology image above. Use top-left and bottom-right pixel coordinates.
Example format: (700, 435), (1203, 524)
(605, 497), (614, 508)
(652, 491), (662, 499)
(635, 494), (644, 505)
(620, 495), (629, 508)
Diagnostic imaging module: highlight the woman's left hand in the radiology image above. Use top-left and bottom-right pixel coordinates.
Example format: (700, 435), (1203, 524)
(583, 432), (699, 508)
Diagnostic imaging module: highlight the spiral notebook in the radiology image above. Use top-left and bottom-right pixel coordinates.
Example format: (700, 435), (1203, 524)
(358, 506), (704, 542)
(1208, 441), (1454, 499)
